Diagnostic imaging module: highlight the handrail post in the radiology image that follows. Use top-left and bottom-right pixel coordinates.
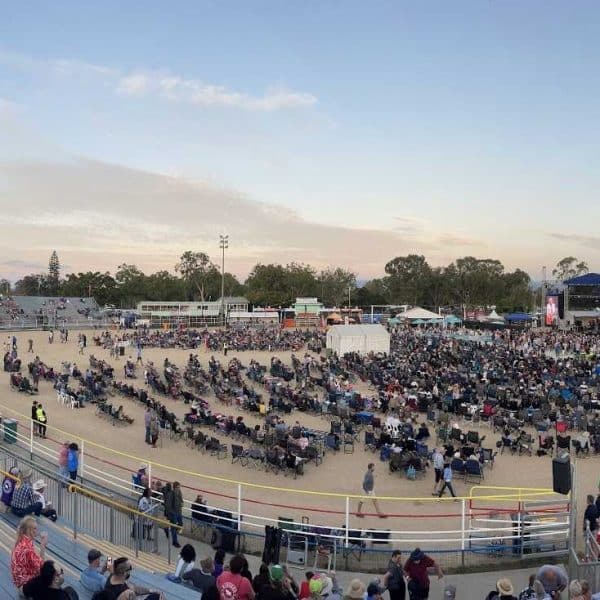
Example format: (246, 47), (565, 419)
(73, 488), (79, 540)
(148, 463), (152, 491)
(344, 497), (350, 548)
(461, 498), (466, 567)
(29, 419), (34, 459)
(237, 483), (242, 531)
(80, 439), (85, 484)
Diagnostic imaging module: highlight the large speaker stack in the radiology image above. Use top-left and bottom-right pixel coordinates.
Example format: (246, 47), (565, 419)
(552, 455), (571, 495)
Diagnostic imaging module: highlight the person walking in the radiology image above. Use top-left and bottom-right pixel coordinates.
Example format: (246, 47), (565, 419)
(357, 463), (385, 518)
(431, 448), (444, 495)
(404, 548), (443, 600)
(168, 481), (184, 548)
(438, 462), (456, 499)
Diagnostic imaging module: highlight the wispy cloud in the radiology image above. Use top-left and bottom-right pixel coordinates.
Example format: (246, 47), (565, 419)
(0, 49), (317, 112)
(548, 232), (600, 249)
(116, 71), (317, 111)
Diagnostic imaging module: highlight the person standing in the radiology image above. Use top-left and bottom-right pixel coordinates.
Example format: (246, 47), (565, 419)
(67, 443), (79, 481)
(383, 550), (406, 600)
(10, 516), (48, 590)
(58, 442), (69, 483)
(438, 462), (456, 499)
(27, 339), (33, 353)
(167, 481), (184, 548)
(31, 401), (39, 436)
(584, 494), (598, 536)
(357, 463), (385, 518)
(35, 404), (47, 439)
(150, 414), (159, 448)
(144, 408), (152, 445)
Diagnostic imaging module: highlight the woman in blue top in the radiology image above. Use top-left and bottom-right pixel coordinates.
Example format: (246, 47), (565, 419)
(67, 443), (79, 481)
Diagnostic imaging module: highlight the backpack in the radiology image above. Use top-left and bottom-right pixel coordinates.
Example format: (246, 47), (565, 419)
(406, 465), (416, 480)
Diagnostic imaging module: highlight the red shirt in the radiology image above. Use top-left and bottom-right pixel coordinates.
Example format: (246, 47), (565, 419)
(299, 581), (311, 600)
(11, 537), (43, 588)
(404, 556), (434, 589)
(217, 571), (254, 600)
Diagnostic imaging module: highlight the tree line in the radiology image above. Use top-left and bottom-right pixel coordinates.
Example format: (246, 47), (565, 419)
(0, 251), (589, 312)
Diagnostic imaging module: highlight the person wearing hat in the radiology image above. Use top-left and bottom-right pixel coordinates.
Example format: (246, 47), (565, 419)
(32, 479), (57, 522)
(404, 548), (443, 600)
(344, 579), (367, 600)
(182, 557), (216, 594)
(257, 564), (296, 600)
(80, 549), (108, 593)
(10, 469), (42, 517)
(366, 582), (383, 600)
(485, 578), (517, 600)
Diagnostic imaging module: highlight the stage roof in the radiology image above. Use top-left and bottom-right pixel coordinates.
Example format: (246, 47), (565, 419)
(564, 273), (600, 286)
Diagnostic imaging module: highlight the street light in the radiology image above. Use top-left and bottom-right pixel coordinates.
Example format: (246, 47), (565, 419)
(219, 234), (229, 324)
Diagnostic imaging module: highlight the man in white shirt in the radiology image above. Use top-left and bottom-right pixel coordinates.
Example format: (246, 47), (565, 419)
(431, 448), (444, 495)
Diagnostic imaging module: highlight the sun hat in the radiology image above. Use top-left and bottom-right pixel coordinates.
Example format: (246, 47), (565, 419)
(270, 565), (284, 582)
(32, 479), (46, 491)
(139, 464), (148, 471)
(344, 579), (366, 600)
(409, 548), (425, 562)
(496, 578), (514, 596)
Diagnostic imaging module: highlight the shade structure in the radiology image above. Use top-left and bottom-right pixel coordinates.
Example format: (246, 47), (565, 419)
(412, 319), (425, 325)
(397, 307), (441, 320)
(485, 309), (504, 321)
(505, 312), (533, 322)
(326, 324), (390, 355)
(444, 315), (463, 325)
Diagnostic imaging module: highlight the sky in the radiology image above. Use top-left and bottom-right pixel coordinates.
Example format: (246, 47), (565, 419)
(1, 1), (600, 282)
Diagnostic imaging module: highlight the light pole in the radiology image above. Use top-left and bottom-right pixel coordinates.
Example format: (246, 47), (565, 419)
(219, 234), (229, 325)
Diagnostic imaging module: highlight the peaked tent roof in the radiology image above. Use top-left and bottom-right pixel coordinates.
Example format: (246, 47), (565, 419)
(486, 309), (504, 321)
(397, 307), (441, 320)
(564, 273), (600, 286)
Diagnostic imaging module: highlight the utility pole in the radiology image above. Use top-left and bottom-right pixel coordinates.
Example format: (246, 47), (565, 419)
(219, 234), (229, 325)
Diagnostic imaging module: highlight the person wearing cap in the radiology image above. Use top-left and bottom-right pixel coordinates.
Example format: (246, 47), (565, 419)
(11, 469), (43, 517)
(257, 564), (295, 600)
(383, 550), (406, 600)
(344, 578), (367, 600)
(366, 582), (383, 600)
(80, 548), (109, 593)
(32, 479), (57, 522)
(182, 557), (216, 594)
(404, 548), (443, 600)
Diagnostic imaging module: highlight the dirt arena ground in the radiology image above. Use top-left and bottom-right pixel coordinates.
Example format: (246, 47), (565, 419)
(0, 330), (589, 539)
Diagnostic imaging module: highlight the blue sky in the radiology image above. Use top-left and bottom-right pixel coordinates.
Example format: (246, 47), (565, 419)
(1, 1), (599, 280)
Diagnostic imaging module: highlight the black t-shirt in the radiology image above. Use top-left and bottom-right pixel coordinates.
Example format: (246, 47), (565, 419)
(258, 583), (295, 600)
(22, 578), (73, 600)
(585, 503), (598, 531)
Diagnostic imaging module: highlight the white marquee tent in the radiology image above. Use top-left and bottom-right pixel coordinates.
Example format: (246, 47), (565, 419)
(326, 324), (390, 355)
(397, 307), (442, 321)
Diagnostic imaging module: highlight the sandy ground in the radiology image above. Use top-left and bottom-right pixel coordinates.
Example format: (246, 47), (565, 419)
(0, 330), (588, 540)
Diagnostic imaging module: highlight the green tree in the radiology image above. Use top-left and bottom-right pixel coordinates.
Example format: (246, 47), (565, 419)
(14, 274), (49, 296)
(384, 254), (432, 304)
(144, 271), (185, 301)
(60, 272), (118, 306)
(552, 256), (589, 281)
(115, 264), (147, 308)
(0, 278), (11, 296)
(245, 264), (293, 307)
(355, 278), (390, 306)
(319, 267), (357, 307)
(48, 250), (60, 295)
(175, 251), (219, 301)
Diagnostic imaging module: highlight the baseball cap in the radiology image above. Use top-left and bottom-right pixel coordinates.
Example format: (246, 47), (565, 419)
(88, 549), (102, 562)
(270, 565), (284, 582)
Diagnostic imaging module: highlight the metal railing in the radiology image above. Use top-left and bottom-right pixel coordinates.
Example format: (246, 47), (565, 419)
(0, 401), (572, 571)
(0, 449), (180, 564)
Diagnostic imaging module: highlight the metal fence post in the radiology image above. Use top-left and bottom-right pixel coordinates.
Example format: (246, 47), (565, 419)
(461, 498), (466, 567)
(29, 420), (34, 459)
(344, 497), (350, 548)
(80, 439), (85, 484)
(109, 505), (115, 544)
(73, 488), (79, 540)
(237, 484), (242, 531)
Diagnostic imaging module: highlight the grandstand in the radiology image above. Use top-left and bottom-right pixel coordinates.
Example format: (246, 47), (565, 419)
(0, 296), (104, 329)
